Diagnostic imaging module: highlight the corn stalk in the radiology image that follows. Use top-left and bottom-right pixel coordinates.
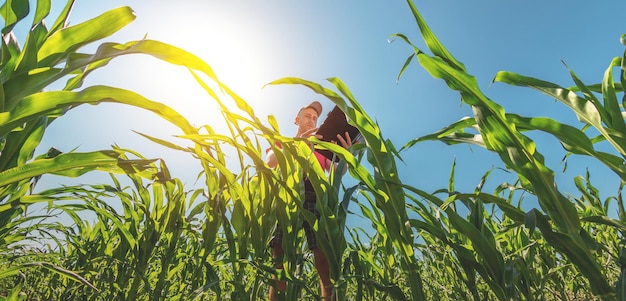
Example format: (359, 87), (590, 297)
(397, 0), (622, 298)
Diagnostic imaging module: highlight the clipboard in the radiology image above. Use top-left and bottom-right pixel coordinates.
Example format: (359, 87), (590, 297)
(315, 105), (362, 161)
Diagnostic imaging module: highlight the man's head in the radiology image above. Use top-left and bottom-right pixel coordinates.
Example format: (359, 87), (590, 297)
(298, 101), (322, 116)
(295, 101), (322, 132)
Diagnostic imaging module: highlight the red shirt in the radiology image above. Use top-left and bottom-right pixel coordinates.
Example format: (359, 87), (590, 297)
(266, 142), (330, 171)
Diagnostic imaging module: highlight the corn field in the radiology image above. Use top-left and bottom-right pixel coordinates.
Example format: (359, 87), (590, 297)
(1, 0), (625, 300)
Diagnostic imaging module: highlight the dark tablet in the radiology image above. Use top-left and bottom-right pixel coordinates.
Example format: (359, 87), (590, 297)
(315, 105), (362, 161)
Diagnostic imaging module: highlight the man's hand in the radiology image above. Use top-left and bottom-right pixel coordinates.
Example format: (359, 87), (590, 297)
(334, 131), (352, 149)
(297, 127), (321, 150)
(329, 131), (354, 175)
(297, 127), (321, 139)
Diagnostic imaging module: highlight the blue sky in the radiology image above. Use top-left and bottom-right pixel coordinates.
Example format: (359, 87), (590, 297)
(34, 1), (626, 214)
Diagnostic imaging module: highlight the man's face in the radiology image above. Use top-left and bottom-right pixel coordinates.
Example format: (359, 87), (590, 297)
(296, 107), (319, 131)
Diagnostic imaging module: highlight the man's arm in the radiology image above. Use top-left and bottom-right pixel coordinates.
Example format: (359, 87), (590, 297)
(332, 131), (354, 174)
(266, 149), (278, 169)
(267, 129), (318, 169)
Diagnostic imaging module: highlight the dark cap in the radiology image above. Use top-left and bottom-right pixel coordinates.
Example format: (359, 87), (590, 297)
(299, 101), (322, 116)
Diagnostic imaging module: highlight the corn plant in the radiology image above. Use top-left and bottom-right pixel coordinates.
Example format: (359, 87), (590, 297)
(7, 156), (217, 300)
(142, 87), (341, 299)
(262, 76), (426, 300)
(344, 198), (412, 300)
(0, 0), (231, 297)
(3, 0), (626, 300)
(397, 0), (625, 298)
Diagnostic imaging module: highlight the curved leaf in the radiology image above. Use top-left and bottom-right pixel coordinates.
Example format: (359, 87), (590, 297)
(401, 116), (481, 151)
(32, 0), (51, 27)
(0, 0), (29, 34)
(38, 6), (136, 65)
(0, 150), (157, 187)
(0, 85), (197, 137)
(493, 70), (626, 156)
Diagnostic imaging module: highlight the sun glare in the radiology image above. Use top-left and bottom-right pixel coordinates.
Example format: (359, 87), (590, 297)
(122, 2), (278, 132)
(61, 1), (323, 162)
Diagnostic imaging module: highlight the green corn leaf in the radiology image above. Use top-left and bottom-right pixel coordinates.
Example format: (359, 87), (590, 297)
(401, 116), (480, 151)
(47, 0), (74, 34)
(0, 0), (30, 34)
(0, 262), (97, 290)
(446, 205), (505, 284)
(38, 6), (136, 65)
(405, 0), (465, 71)
(396, 53), (415, 82)
(64, 39), (220, 91)
(0, 31), (21, 81)
(619, 47), (626, 97)
(80, 193), (138, 251)
(134, 131), (191, 153)
(7, 30), (218, 110)
(506, 114), (626, 178)
(362, 279), (407, 301)
(408, 218), (447, 242)
(564, 61), (612, 129)
(2, 66), (60, 105)
(601, 57), (625, 133)
(508, 114), (594, 155)
(582, 215), (626, 232)
(0, 150), (157, 187)
(0, 115), (47, 171)
(0, 85), (197, 138)
(569, 82), (624, 93)
(455, 193), (526, 223)
(32, 0), (50, 27)
(493, 71), (626, 156)
(528, 209), (613, 296)
(12, 22), (46, 76)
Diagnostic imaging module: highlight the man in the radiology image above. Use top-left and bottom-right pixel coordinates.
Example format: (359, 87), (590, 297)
(266, 101), (352, 301)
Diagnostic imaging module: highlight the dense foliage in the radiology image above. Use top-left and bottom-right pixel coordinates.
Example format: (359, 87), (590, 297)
(0, 0), (625, 300)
